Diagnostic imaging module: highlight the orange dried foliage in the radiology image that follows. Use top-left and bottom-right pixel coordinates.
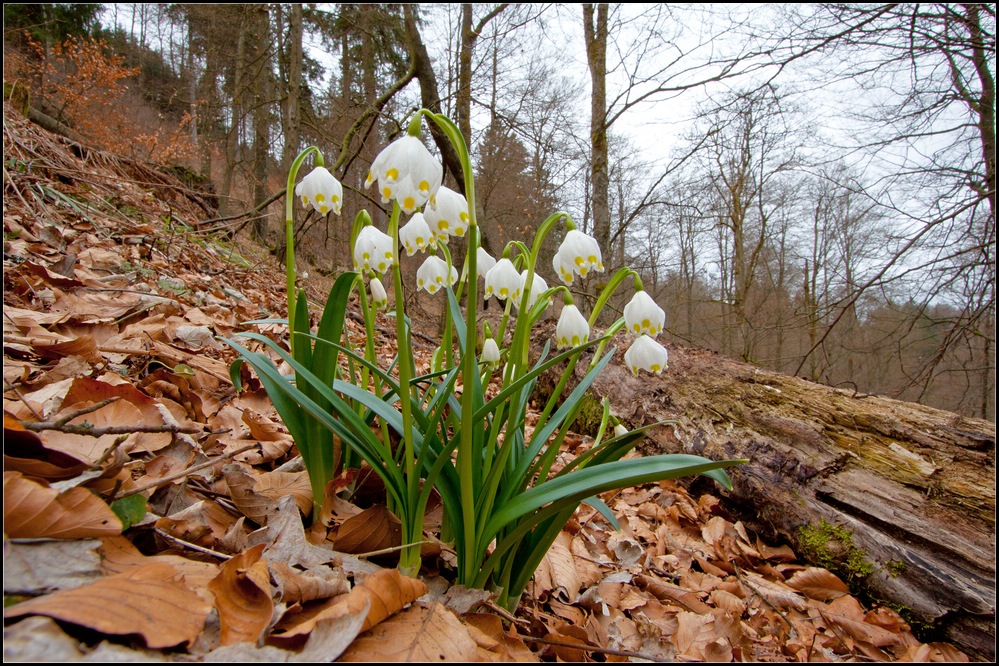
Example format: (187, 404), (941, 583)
(7, 35), (196, 164)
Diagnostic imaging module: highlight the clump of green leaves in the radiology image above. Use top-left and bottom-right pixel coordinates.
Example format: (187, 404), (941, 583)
(226, 110), (746, 610)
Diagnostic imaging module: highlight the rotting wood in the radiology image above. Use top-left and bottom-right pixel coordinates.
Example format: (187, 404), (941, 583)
(542, 337), (996, 661)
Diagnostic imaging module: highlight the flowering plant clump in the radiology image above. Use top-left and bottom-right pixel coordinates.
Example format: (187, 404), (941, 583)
(225, 111), (744, 609)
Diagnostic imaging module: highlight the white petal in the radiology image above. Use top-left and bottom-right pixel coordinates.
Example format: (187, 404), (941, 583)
(400, 213), (433, 256)
(484, 258), (523, 301)
(555, 304), (589, 349)
(481, 338), (500, 363)
(624, 291), (665, 337)
(424, 186), (469, 238)
(624, 335), (668, 375)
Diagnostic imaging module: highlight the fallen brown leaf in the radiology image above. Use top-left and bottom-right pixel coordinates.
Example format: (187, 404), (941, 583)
(208, 543), (274, 646)
(4, 562), (211, 648)
(3, 471), (122, 539)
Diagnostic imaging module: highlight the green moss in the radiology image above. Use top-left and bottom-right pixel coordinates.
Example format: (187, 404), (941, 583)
(570, 391), (605, 438)
(797, 519), (874, 583)
(885, 559), (907, 577)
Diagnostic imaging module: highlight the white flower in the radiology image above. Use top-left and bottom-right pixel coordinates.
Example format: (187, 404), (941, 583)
(556, 229), (604, 283)
(553, 253), (575, 286)
(614, 424), (628, 438)
(295, 166), (342, 215)
(481, 337), (500, 363)
(477, 247), (496, 279)
(369, 278), (387, 308)
(483, 258), (523, 301)
(365, 135), (442, 214)
(624, 290), (665, 337)
(520, 270), (549, 310)
(416, 256), (457, 294)
(353, 225), (394, 274)
(556, 304), (589, 348)
(424, 186), (469, 242)
(399, 213), (433, 256)
(624, 335), (668, 375)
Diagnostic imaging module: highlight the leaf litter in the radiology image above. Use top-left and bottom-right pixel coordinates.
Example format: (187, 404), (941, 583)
(2, 102), (970, 661)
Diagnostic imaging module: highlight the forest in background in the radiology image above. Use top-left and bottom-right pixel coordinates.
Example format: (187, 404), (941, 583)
(3, 3), (995, 421)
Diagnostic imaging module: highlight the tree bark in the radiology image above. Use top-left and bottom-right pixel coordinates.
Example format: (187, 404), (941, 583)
(546, 338), (996, 660)
(403, 5), (465, 191)
(583, 4), (610, 255)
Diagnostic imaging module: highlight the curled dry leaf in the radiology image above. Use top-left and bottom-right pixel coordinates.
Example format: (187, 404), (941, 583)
(3, 471), (122, 539)
(334, 504), (402, 555)
(272, 566), (428, 642)
(635, 575), (712, 614)
(742, 572), (807, 611)
(3, 562), (210, 648)
(339, 602), (479, 663)
(207, 543), (274, 646)
(787, 567), (851, 601)
(269, 561), (349, 605)
(224, 463), (279, 524)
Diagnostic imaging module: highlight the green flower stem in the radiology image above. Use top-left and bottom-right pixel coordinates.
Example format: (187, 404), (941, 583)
(423, 110), (480, 584)
(387, 200), (421, 576)
(284, 146), (323, 345)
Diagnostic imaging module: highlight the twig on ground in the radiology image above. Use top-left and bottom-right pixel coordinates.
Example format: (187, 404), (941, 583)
(114, 443), (259, 500)
(153, 528), (232, 561)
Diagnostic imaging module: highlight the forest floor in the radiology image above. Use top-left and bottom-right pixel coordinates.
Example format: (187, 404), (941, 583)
(2, 102), (973, 662)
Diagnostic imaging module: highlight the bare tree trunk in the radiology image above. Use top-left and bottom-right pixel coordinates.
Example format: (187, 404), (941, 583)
(220, 7), (249, 218)
(583, 4), (610, 257)
(543, 338), (996, 661)
(281, 3), (302, 171)
(250, 4), (272, 242)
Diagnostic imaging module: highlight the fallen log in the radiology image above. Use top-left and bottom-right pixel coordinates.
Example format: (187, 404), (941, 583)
(547, 340), (995, 660)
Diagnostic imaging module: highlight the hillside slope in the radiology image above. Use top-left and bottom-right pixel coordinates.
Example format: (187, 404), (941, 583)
(3, 101), (990, 661)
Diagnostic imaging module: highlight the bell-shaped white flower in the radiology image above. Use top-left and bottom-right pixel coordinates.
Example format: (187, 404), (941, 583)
(556, 229), (604, 283)
(416, 255), (457, 294)
(553, 253), (575, 286)
(424, 186), (469, 241)
(481, 337), (501, 363)
(556, 304), (589, 349)
(613, 424), (629, 438)
(624, 290), (665, 337)
(476, 247), (497, 279)
(365, 135), (442, 214)
(520, 270), (549, 310)
(295, 166), (342, 215)
(353, 225), (394, 274)
(483, 258), (523, 301)
(369, 277), (388, 309)
(399, 213), (433, 256)
(624, 335), (668, 375)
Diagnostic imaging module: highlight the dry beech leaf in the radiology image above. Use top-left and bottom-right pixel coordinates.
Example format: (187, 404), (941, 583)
(253, 470), (313, 516)
(672, 611), (714, 659)
(537, 530), (580, 603)
(225, 463), (279, 524)
(272, 566), (427, 642)
(334, 504), (402, 555)
(269, 561), (349, 605)
(99, 535), (219, 596)
(710, 588), (746, 615)
(3, 562), (210, 648)
(786, 567), (851, 601)
(3, 471), (121, 539)
(339, 602), (479, 662)
(250, 495), (380, 575)
(461, 612), (540, 662)
(346, 567), (429, 633)
(742, 572), (807, 610)
(818, 607), (902, 648)
(208, 543), (274, 646)
(3, 414), (89, 481)
(635, 575), (712, 614)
